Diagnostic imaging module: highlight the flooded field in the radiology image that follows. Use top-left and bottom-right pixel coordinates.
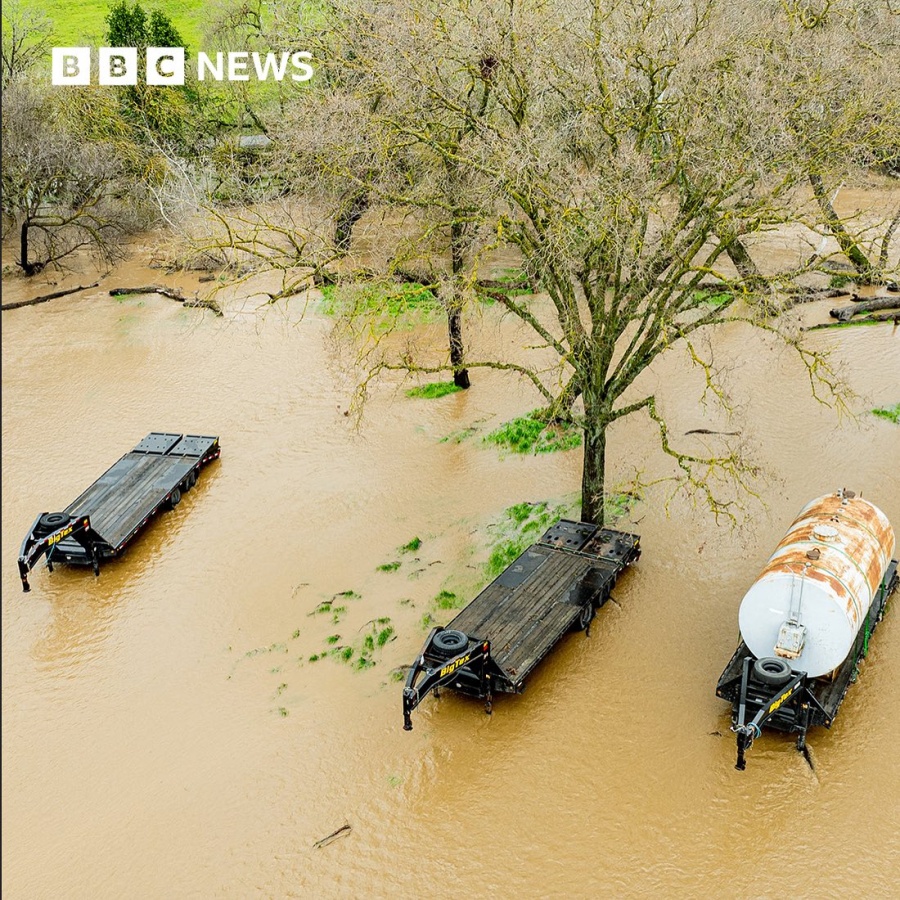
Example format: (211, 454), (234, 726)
(2, 209), (899, 897)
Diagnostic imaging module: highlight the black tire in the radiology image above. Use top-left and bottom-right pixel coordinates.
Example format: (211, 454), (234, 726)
(188, 470), (197, 488)
(169, 488), (182, 509)
(37, 512), (69, 533)
(753, 656), (793, 686)
(431, 629), (468, 656)
(578, 604), (594, 631)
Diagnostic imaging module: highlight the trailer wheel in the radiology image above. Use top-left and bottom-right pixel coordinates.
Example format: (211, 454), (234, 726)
(37, 512), (69, 533)
(578, 604), (594, 631)
(753, 657), (792, 686)
(431, 629), (468, 656)
(169, 488), (182, 509)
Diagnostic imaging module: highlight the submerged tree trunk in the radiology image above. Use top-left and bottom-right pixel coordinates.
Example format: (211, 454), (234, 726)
(448, 220), (470, 388)
(809, 173), (876, 283)
(580, 391), (608, 525)
(447, 302), (470, 388)
(19, 219), (37, 276)
(334, 190), (369, 253)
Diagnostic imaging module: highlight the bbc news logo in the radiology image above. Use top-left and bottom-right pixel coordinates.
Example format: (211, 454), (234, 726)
(51, 48), (315, 85)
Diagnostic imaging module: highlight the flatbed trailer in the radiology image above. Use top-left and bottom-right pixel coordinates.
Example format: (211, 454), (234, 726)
(717, 559), (898, 769)
(18, 432), (220, 592)
(403, 519), (641, 730)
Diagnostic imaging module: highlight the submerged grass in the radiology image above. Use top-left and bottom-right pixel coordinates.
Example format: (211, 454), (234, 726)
(406, 381), (462, 399)
(318, 616), (395, 670)
(318, 282), (440, 330)
(484, 411), (581, 454)
(873, 403), (900, 425)
(485, 500), (572, 580)
(400, 537), (422, 554)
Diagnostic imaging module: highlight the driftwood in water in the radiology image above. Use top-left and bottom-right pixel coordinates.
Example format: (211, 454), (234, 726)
(312, 823), (351, 849)
(1, 280), (101, 311)
(684, 428), (741, 436)
(108, 285), (223, 317)
(829, 296), (900, 322)
(862, 310), (900, 323)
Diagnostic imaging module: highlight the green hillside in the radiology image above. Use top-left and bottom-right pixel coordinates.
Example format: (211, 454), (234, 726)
(21, 0), (206, 49)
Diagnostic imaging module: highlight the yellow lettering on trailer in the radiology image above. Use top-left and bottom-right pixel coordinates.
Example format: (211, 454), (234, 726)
(768, 687), (794, 715)
(440, 652), (473, 678)
(47, 526), (74, 545)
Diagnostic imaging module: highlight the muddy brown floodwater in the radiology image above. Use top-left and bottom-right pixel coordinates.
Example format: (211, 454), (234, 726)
(2, 204), (900, 898)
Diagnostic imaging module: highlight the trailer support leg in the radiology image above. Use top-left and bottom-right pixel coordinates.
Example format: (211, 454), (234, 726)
(91, 546), (100, 577)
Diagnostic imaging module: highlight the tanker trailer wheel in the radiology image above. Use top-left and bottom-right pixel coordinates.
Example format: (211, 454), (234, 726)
(431, 629), (468, 657)
(753, 657), (793, 686)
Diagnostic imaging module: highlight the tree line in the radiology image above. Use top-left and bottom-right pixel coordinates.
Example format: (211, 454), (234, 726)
(3, 0), (899, 523)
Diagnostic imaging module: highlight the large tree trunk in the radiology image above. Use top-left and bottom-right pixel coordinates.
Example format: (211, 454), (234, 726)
(334, 190), (369, 253)
(19, 219), (38, 276)
(447, 302), (470, 388)
(580, 402), (608, 525)
(448, 220), (470, 388)
(809, 173), (876, 284)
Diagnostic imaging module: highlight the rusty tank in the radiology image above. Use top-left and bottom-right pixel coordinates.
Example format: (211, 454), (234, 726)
(738, 489), (896, 678)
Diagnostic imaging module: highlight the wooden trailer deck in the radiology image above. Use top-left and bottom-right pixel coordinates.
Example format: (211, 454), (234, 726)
(449, 535), (632, 688)
(402, 520), (641, 729)
(63, 433), (217, 549)
(17, 432), (220, 591)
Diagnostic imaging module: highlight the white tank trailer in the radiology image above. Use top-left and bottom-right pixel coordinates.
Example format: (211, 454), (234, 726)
(718, 488), (898, 769)
(738, 490), (896, 678)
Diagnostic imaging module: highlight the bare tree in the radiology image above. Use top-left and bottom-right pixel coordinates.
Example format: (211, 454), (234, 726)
(196, 0), (898, 524)
(1, 85), (143, 275)
(1, 1), (52, 89)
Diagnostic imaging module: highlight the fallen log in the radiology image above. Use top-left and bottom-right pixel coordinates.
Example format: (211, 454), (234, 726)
(863, 311), (900, 323)
(684, 428), (741, 436)
(108, 285), (223, 316)
(1, 280), (101, 311)
(829, 296), (900, 322)
(312, 823), (351, 849)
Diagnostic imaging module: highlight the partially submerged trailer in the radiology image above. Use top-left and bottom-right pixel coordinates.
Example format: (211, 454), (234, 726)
(717, 489), (898, 770)
(402, 519), (640, 730)
(18, 432), (220, 592)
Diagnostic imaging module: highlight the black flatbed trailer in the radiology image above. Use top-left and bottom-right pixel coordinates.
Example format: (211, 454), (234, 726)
(18, 432), (220, 592)
(717, 559), (898, 769)
(403, 519), (641, 730)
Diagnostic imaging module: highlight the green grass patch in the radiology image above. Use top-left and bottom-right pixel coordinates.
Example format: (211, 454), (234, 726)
(693, 289), (733, 308)
(440, 425), (480, 444)
(318, 281), (440, 329)
(806, 318), (888, 331)
(829, 274), (853, 289)
(434, 589), (461, 610)
(400, 537), (422, 554)
(605, 491), (640, 522)
(484, 412), (581, 454)
(377, 560), (402, 572)
(484, 500), (573, 580)
(873, 404), (900, 425)
(406, 381), (462, 400)
(323, 617), (394, 670)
